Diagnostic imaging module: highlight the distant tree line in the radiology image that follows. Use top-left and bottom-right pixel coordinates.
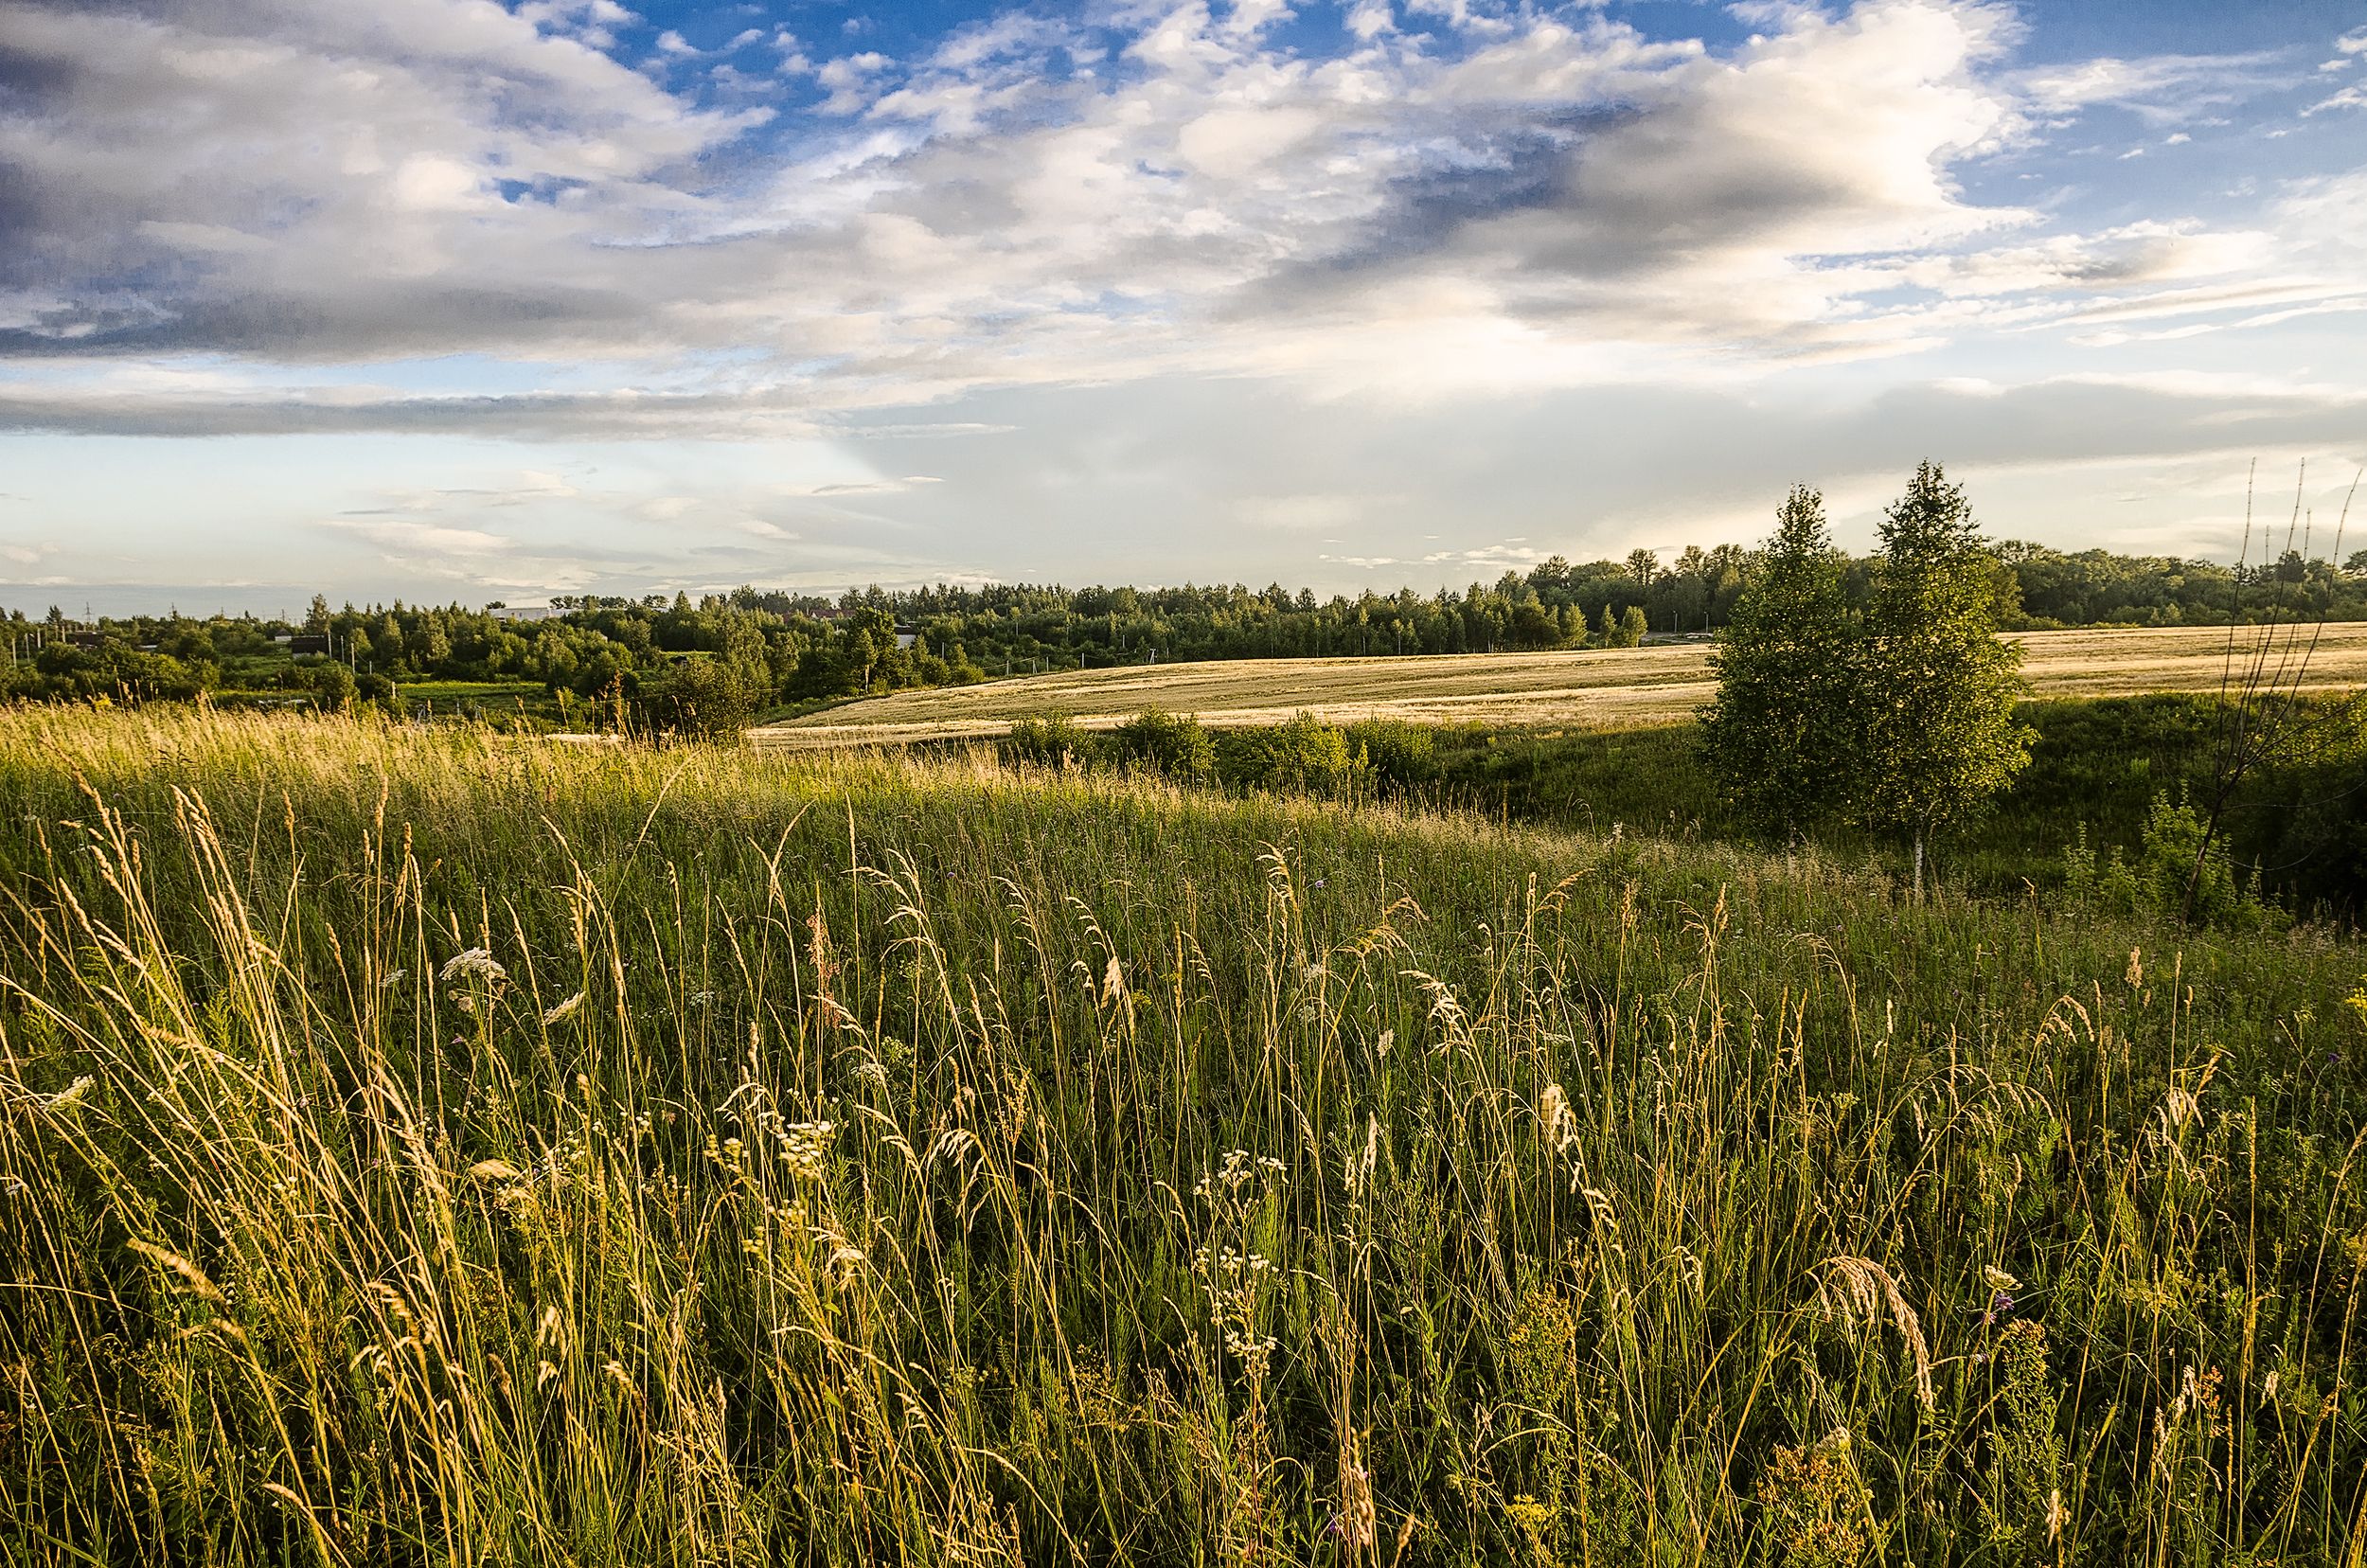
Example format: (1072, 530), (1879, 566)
(6, 537), (2364, 720)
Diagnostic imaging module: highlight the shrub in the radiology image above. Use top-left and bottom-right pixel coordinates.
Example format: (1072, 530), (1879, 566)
(2061, 789), (2277, 930)
(1216, 712), (1364, 796)
(1104, 708), (1216, 782)
(1344, 718), (1437, 793)
(309, 659), (358, 712)
(636, 658), (765, 741)
(1004, 712), (1092, 769)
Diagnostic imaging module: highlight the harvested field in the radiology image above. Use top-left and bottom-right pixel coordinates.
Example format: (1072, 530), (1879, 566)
(755, 620), (2367, 747)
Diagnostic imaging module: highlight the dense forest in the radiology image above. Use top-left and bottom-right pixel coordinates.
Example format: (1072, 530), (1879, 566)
(7, 539), (2364, 721)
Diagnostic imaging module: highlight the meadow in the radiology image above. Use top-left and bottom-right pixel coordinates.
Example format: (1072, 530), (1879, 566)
(755, 622), (2367, 748)
(4, 706), (2366, 1566)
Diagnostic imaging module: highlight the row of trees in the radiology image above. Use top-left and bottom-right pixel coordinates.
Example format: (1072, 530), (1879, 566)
(9, 526), (2366, 718)
(1701, 463), (2032, 886)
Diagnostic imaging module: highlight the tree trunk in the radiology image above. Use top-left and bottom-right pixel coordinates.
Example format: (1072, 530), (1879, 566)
(1913, 832), (1925, 903)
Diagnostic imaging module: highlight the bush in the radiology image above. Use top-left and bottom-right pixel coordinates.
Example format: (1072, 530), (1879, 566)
(2061, 790), (2277, 930)
(1103, 708), (1216, 782)
(1217, 712), (1365, 796)
(636, 658), (765, 741)
(309, 659), (358, 712)
(1003, 713), (1092, 769)
(1343, 718), (1437, 793)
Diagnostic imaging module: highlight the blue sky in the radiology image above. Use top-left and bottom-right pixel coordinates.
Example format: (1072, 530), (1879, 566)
(2, 0), (2364, 614)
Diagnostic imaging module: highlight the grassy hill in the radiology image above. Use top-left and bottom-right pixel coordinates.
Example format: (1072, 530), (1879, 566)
(756, 621), (2367, 747)
(3, 707), (2364, 1564)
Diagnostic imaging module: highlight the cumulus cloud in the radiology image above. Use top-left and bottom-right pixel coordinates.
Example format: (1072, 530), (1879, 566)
(0, 0), (2353, 447)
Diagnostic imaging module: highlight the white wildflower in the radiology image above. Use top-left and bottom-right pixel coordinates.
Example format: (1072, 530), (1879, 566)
(45, 1076), (96, 1112)
(540, 991), (584, 1026)
(438, 949), (507, 987)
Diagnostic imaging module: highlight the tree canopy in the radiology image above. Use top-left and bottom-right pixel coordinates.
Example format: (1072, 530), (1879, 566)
(1702, 464), (2033, 875)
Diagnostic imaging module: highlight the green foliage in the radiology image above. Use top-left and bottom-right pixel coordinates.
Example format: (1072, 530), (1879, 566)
(1002, 711), (1091, 767)
(1973, 1321), (2068, 1559)
(1342, 718), (1438, 793)
(2061, 790), (2278, 930)
(636, 657), (765, 741)
(1860, 462), (2035, 849)
(1215, 710), (1364, 795)
(1700, 466), (2032, 862)
(1700, 486), (1863, 838)
(307, 658), (357, 712)
(1102, 707), (1218, 781)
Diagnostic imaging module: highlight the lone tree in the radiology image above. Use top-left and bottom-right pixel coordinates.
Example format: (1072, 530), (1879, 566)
(1860, 461), (2032, 893)
(1700, 485), (1861, 840)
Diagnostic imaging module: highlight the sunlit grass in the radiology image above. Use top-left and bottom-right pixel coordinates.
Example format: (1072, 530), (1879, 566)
(2, 705), (2363, 1565)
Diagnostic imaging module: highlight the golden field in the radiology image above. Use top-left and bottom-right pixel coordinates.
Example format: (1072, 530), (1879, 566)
(755, 620), (2367, 747)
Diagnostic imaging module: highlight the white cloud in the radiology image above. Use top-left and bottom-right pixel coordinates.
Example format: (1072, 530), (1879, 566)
(2017, 50), (2285, 127)
(0, 0), (2355, 468)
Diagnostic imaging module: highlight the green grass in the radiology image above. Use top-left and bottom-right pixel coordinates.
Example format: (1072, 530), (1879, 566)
(3, 706), (2365, 1565)
(1426, 694), (2361, 907)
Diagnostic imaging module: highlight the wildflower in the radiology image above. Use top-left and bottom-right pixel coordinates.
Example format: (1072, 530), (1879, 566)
(540, 991), (584, 1026)
(44, 1076), (95, 1112)
(439, 948), (507, 987)
(1982, 1266), (2020, 1292)
(779, 1121), (837, 1181)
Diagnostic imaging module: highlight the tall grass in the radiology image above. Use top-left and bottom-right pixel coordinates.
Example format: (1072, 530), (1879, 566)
(2, 706), (2364, 1565)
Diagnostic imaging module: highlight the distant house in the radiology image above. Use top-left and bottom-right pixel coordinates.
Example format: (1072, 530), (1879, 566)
(64, 631), (106, 649)
(490, 605), (567, 623)
(895, 629), (918, 650)
(287, 634), (330, 655)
